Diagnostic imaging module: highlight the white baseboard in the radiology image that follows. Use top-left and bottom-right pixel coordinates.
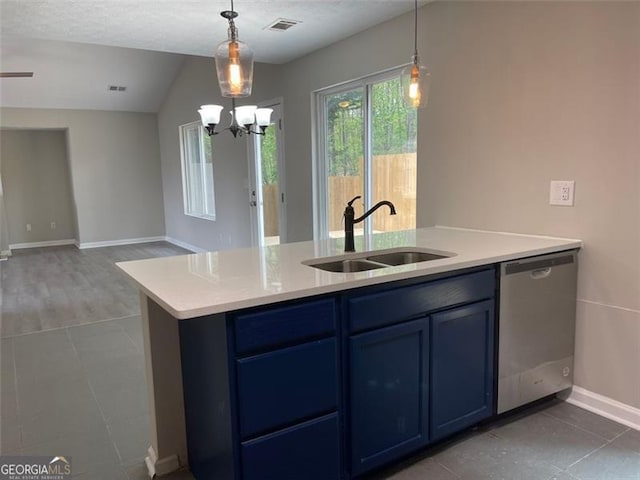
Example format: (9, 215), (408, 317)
(164, 236), (207, 253)
(144, 446), (182, 478)
(563, 385), (640, 432)
(9, 239), (76, 250)
(1, 249), (11, 258)
(78, 236), (166, 249)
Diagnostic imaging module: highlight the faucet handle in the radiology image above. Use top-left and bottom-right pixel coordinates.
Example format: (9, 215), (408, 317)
(347, 195), (362, 207)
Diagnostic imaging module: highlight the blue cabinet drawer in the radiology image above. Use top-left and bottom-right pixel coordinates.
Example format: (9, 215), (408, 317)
(348, 269), (495, 333)
(236, 337), (337, 438)
(233, 298), (336, 354)
(241, 413), (340, 480)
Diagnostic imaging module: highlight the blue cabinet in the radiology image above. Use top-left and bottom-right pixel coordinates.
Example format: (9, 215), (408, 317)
(346, 269), (495, 476)
(430, 300), (495, 441)
(180, 297), (339, 480)
(180, 268), (496, 479)
(349, 318), (430, 476)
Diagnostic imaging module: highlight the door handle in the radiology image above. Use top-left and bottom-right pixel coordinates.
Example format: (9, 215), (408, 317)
(530, 268), (551, 279)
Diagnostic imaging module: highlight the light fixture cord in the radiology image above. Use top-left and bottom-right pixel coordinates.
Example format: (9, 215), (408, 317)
(413, 0), (419, 61)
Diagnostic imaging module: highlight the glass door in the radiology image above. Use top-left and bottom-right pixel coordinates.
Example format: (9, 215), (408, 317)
(250, 102), (285, 246)
(316, 69), (417, 241)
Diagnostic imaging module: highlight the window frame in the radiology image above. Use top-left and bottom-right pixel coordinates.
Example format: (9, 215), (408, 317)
(313, 66), (411, 240)
(179, 120), (216, 221)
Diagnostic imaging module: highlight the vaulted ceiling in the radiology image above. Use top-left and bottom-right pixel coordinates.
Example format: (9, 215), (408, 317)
(0, 1), (429, 112)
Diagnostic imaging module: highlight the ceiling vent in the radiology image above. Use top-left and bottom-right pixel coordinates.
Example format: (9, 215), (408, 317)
(0, 72), (34, 78)
(108, 85), (127, 92)
(265, 18), (300, 32)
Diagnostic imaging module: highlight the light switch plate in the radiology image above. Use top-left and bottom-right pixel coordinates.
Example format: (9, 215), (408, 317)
(550, 180), (575, 206)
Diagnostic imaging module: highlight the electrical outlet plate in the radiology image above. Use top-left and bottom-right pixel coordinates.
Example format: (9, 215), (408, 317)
(550, 180), (575, 206)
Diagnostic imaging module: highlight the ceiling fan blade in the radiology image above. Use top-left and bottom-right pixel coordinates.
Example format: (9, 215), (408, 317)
(0, 72), (34, 78)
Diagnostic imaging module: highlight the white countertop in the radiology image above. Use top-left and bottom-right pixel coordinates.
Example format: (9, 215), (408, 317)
(116, 227), (581, 319)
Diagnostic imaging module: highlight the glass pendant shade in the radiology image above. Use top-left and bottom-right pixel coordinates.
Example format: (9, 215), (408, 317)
(215, 33), (254, 98)
(198, 104), (224, 125)
(401, 61), (430, 109)
(255, 108), (273, 127)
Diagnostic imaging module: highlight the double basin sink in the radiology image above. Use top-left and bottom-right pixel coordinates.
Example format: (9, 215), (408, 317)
(303, 247), (455, 273)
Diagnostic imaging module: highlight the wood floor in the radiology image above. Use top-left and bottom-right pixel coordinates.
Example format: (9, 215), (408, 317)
(0, 242), (190, 337)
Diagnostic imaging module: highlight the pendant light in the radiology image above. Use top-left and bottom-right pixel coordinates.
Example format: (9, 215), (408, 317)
(215, 0), (253, 97)
(199, 0), (273, 137)
(401, 0), (430, 109)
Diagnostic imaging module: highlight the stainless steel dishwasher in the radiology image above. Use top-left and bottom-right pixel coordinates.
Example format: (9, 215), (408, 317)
(498, 250), (578, 414)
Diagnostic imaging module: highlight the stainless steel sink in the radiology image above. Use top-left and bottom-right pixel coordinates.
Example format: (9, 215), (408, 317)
(366, 251), (449, 266)
(303, 247), (455, 273)
(308, 259), (387, 273)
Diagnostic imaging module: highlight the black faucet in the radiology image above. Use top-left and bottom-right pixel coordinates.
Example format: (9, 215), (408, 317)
(344, 196), (397, 252)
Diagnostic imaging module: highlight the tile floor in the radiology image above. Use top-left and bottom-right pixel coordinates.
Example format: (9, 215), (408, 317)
(1, 243), (639, 479)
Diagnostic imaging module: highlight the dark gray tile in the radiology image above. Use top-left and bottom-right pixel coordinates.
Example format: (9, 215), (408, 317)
(13, 330), (82, 382)
(0, 423), (21, 453)
(68, 326), (138, 363)
(434, 431), (563, 480)
(384, 458), (460, 479)
(21, 429), (120, 476)
(491, 411), (608, 469)
(18, 372), (93, 416)
(92, 382), (148, 424)
(113, 316), (144, 351)
(124, 463), (149, 480)
(108, 414), (150, 466)
(610, 428), (640, 455)
(1, 338), (14, 376)
(126, 464), (195, 480)
(567, 442), (640, 480)
(67, 320), (124, 341)
(71, 461), (129, 479)
(1, 389), (19, 426)
(542, 402), (629, 441)
(19, 392), (106, 448)
(83, 352), (146, 393)
(545, 472), (580, 480)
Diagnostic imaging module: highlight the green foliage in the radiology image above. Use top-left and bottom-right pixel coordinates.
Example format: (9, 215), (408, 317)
(326, 77), (417, 177)
(260, 126), (278, 185)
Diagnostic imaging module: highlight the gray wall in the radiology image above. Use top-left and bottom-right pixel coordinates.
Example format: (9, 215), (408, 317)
(0, 129), (76, 244)
(279, 13), (414, 242)
(418, 1), (640, 409)
(157, 56), (283, 251)
(0, 108), (166, 245)
(274, 2), (640, 410)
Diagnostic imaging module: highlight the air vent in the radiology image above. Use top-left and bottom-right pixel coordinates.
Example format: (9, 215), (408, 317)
(108, 85), (127, 92)
(0, 72), (34, 78)
(265, 18), (300, 32)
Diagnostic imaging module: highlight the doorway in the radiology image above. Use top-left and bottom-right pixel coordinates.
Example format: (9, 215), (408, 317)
(249, 100), (286, 246)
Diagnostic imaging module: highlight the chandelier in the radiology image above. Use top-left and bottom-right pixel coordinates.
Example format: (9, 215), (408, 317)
(198, 0), (272, 137)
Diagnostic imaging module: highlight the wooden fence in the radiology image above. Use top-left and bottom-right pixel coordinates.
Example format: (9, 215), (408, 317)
(260, 153), (416, 237)
(328, 153), (416, 233)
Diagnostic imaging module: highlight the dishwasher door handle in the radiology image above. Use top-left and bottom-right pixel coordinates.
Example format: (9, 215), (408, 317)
(530, 267), (552, 279)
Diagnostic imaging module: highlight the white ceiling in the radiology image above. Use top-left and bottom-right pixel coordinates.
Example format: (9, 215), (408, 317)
(0, 1), (427, 112)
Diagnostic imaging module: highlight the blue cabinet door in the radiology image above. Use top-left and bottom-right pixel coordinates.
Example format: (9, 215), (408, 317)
(349, 318), (430, 476)
(241, 413), (340, 480)
(430, 300), (495, 441)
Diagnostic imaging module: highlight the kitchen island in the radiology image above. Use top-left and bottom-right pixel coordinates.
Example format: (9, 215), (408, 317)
(116, 226), (581, 479)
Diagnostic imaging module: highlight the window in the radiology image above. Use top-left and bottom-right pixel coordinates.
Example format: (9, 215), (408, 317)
(315, 69), (417, 239)
(179, 121), (216, 220)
